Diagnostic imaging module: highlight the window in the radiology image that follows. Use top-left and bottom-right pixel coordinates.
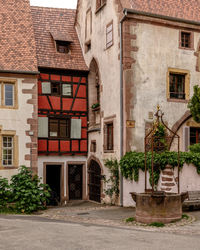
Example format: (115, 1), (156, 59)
(190, 127), (200, 145)
(85, 8), (92, 41)
(0, 80), (17, 108)
(56, 41), (70, 53)
(51, 82), (60, 95)
(104, 122), (113, 151)
(169, 73), (185, 99)
(2, 136), (13, 166)
(167, 68), (190, 102)
(179, 31), (194, 49)
(49, 118), (70, 138)
(96, 0), (106, 11)
(106, 21), (113, 49)
(41, 82), (72, 96)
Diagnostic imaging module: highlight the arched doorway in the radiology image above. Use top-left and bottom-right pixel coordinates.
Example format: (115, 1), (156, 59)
(88, 160), (101, 202)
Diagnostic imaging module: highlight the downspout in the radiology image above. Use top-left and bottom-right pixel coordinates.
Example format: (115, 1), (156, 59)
(119, 9), (127, 206)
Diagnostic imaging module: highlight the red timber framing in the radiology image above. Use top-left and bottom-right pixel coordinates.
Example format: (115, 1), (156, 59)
(38, 69), (88, 155)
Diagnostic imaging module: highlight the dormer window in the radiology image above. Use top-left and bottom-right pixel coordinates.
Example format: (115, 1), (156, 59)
(50, 31), (73, 54)
(56, 41), (69, 54)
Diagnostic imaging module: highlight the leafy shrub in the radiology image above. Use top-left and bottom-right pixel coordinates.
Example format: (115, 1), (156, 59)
(0, 177), (12, 208)
(149, 222), (165, 227)
(120, 151), (200, 186)
(10, 166), (51, 214)
(104, 159), (119, 202)
(189, 143), (200, 153)
(188, 85), (200, 123)
(125, 217), (135, 222)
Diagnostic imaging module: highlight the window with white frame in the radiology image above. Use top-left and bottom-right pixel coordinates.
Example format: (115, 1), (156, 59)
(2, 136), (13, 166)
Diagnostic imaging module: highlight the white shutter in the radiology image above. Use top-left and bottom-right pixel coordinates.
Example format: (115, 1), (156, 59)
(183, 126), (190, 152)
(38, 117), (48, 138)
(42, 82), (51, 94)
(70, 119), (82, 139)
(62, 84), (72, 96)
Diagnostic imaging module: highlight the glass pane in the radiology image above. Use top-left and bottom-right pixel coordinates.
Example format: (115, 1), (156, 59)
(5, 84), (14, 106)
(49, 119), (58, 137)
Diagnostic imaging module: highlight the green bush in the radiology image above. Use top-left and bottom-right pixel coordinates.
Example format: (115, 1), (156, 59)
(188, 85), (200, 123)
(189, 143), (200, 153)
(0, 177), (12, 208)
(10, 166), (51, 214)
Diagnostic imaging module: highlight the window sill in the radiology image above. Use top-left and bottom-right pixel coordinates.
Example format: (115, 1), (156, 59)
(179, 46), (194, 51)
(92, 106), (100, 111)
(167, 98), (189, 103)
(0, 166), (18, 170)
(104, 150), (114, 153)
(95, 2), (106, 14)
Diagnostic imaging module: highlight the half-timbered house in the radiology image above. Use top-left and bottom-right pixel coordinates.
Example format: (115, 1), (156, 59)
(31, 7), (89, 204)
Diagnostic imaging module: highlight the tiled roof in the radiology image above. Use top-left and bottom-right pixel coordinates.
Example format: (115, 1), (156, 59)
(0, 0), (38, 72)
(31, 7), (88, 71)
(121, 0), (200, 23)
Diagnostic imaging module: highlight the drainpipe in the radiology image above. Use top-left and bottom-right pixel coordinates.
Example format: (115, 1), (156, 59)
(119, 9), (127, 207)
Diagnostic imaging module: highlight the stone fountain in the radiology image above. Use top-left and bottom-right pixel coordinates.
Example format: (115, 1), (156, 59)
(130, 106), (188, 223)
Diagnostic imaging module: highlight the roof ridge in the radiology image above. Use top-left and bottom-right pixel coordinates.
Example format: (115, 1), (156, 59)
(30, 6), (76, 11)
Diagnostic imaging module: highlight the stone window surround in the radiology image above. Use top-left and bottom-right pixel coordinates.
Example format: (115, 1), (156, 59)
(0, 78), (18, 109)
(0, 126), (18, 170)
(103, 115), (116, 153)
(95, 0), (106, 14)
(106, 20), (114, 49)
(167, 68), (190, 103)
(179, 30), (194, 50)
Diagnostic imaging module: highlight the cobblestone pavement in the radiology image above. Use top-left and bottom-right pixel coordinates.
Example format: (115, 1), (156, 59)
(37, 201), (200, 235)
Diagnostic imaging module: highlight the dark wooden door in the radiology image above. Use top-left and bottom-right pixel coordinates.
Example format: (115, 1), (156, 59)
(88, 160), (101, 202)
(46, 165), (61, 206)
(68, 165), (83, 200)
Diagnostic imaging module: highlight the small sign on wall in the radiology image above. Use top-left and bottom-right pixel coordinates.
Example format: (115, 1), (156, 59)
(126, 120), (135, 128)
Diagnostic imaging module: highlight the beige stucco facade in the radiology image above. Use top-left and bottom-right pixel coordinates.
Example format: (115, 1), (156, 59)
(76, 0), (121, 190)
(0, 75), (38, 180)
(125, 20), (200, 152)
(76, 1), (200, 205)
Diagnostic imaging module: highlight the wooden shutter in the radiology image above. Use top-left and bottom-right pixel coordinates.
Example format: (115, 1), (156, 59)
(70, 119), (82, 139)
(183, 126), (190, 151)
(42, 82), (51, 94)
(38, 117), (48, 138)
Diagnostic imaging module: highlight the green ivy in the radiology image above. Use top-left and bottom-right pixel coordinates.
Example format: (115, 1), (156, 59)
(188, 85), (200, 123)
(104, 159), (119, 202)
(0, 177), (12, 208)
(119, 151), (200, 186)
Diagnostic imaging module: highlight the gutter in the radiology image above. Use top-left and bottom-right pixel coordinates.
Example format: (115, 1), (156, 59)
(0, 69), (40, 75)
(124, 8), (200, 26)
(119, 9), (127, 207)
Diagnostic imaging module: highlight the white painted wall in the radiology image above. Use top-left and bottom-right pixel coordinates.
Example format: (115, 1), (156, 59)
(123, 163), (200, 207)
(0, 77), (36, 180)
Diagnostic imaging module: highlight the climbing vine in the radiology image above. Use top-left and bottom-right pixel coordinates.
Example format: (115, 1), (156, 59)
(188, 85), (200, 123)
(104, 159), (119, 202)
(119, 151), (200, 186)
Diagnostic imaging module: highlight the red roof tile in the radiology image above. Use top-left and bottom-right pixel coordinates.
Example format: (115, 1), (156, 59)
(121, 0), (200, 23)
(0, 0), (38, 72)
(31, 7), (88, 71)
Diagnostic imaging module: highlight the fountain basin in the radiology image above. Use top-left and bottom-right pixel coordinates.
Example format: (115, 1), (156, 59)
(130, 191), (188, 224)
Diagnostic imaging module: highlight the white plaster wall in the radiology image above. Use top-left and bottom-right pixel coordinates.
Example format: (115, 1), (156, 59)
(76, 0), (121, 165)
(38, 155), (87, 197)
(123, 163), (200, 207)
(0, 77), (36, 179)
(128, 22), (200, 151)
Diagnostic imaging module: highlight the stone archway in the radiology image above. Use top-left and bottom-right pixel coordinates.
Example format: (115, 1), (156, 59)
(87, 155), (103, 203)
